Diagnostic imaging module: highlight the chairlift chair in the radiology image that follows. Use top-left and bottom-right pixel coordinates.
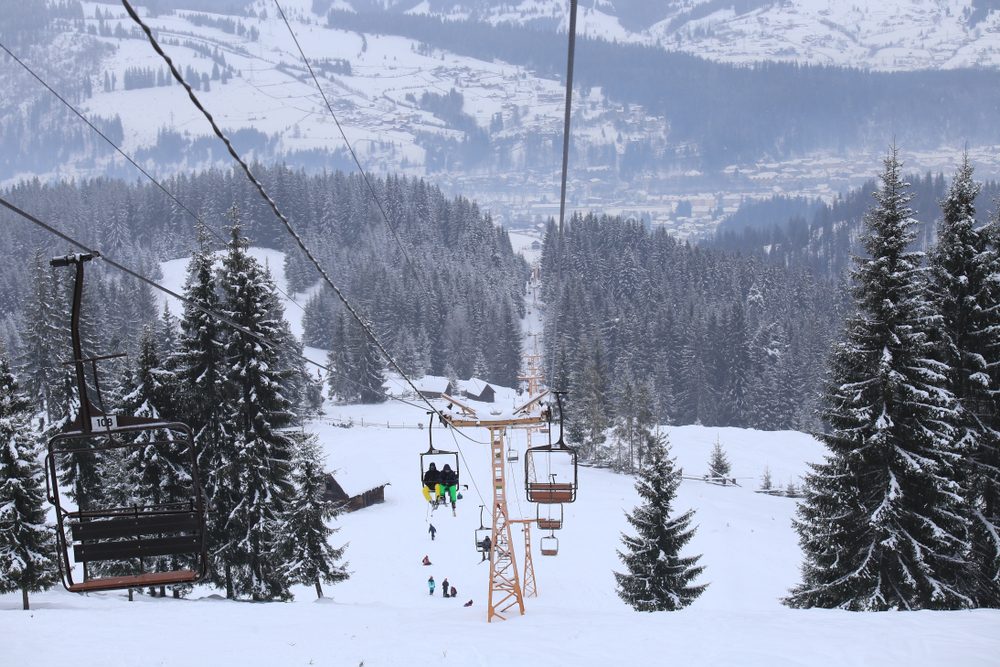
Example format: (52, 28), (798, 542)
(525, 392), (577, 504)
(420, 412), (459, 488)
(474, 505), (491, 554)
(540, 532), (559, 557)
(536, 502), (563, 531)
(45, 253), (207, 593)
(506, 445), (519, 463)
(47, 421), (207, 593)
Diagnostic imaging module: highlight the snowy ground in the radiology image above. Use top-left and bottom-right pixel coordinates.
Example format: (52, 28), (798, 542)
(5, 249), (998, 665)
(6, 415), (998, 666)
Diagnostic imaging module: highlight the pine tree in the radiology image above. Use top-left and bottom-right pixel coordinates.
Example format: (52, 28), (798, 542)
(707, 439), (731, 479)
(929, 153), (983, 458)
(117, 328), (193, 594)
(0, 354), (59, 610)
(615, 430), (706, 611)
(572, 334), (610, 463)
(326, 311), (357, 403)
(760, 466), (773, 492)
(352, 315), (387, 404)
(612, 372), (657, 471)
(965, 208), (1000, 606)
(278, 433), (349, 599)
(217, 218), (295, 601)
(174, 223), (233, 589)
(19, 250), (61, 424)
(786, 148), (971, 611)
(928, 155), (1000, 606)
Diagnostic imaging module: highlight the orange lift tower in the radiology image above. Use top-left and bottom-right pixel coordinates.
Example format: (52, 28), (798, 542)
(518, 335), (547, 491)
(439, 392), (551, 622)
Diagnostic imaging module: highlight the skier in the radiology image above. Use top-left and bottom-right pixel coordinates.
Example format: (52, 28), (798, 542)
(480, 535), (491, 562)
(442, 578), (450, 598)
(439, 464), (459, 515)
(450, 585), (457, 598)
(428, 523), (437, 541)
(427, 576), (435, 596)
(422, 555), (431, 566)
(422, 462), (441, 505)
(463, 599), (473, 607)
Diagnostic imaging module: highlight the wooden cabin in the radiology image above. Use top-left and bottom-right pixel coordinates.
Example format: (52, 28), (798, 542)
(414, 376), (454, 400)
(322, 473), (389, 513)
(463, 378), (495, 403)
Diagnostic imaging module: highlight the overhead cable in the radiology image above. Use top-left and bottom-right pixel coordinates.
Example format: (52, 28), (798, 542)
(272, 0), (423, 279)
(0, 195), (430, 416)
(121, 0), (488, 444)
(0, 39), (307, 313)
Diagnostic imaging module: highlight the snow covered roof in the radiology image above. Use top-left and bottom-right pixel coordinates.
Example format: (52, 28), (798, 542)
(413, 376), (452, 394)
(464, 378), (493, 396)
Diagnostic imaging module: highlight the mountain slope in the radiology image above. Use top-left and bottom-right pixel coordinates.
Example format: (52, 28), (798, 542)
(6, 0), (1000, 239)
(400, 0), (1000, 71)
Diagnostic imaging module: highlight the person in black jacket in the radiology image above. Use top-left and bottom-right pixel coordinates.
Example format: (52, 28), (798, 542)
(422, 462), (440, 505)
(439, 464), (459, 513)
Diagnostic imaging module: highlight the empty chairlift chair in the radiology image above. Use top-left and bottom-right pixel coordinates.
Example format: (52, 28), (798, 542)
(47, 422), (207, 592)
(540, 532), (559, 557)
(44, 253), (206, 593)
(524, 392), (577, 504)
(536, 501), (563, 531)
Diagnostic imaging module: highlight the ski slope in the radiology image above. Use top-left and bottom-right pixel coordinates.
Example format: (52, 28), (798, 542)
(4, 249), (998, 665)
(6, 413), (998, 666)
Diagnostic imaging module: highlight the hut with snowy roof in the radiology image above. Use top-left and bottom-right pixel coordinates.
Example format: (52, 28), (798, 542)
(413, 376), (454, 400)
(463, 378), (495, 403)
(321, 472), (389, 513)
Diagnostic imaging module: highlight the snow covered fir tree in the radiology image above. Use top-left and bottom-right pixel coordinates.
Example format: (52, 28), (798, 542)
(0, 352), (58, 610)
(615, 430), (706, 611)
(786, 148), (972, 611)
(278, 433), (349, 599)
(215, 217), (300, 601)
(707, 439), (731, 480)
(926, 155), (1000, 607)
(114, 327), (194, 597)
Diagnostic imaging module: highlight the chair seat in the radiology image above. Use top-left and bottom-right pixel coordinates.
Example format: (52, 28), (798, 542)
(66, 569), (198, 593)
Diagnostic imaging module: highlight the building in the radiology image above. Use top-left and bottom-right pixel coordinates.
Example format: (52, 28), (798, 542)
(463, 378), (495, 403)
(321, 473), (390, 513)
(413, 375), (454, 400)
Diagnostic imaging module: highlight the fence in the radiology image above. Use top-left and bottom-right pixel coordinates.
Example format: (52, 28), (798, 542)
(315, 416), (427, 430)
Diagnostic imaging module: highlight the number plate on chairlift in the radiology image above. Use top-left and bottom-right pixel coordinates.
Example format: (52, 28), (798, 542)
(91, 415), (118, 431)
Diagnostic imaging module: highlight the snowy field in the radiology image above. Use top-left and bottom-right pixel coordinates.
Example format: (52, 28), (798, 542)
(4, 249), (998, 666)
(5, 415), (998, 666)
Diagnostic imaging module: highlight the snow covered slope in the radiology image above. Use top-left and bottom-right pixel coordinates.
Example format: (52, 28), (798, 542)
(5, 409), (999, 665)
(410, 0), (1000, 71)
(4, 249), (999, 665)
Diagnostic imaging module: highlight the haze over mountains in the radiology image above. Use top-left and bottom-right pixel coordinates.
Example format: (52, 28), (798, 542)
(4, 0), (1000, 235)
(371, 0), (1000, 71)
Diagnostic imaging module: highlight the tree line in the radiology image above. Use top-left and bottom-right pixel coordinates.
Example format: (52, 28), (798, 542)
(712, 172), (1000, 280)
(0, 167), (528, 389)
(540, 212), (847, 470)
